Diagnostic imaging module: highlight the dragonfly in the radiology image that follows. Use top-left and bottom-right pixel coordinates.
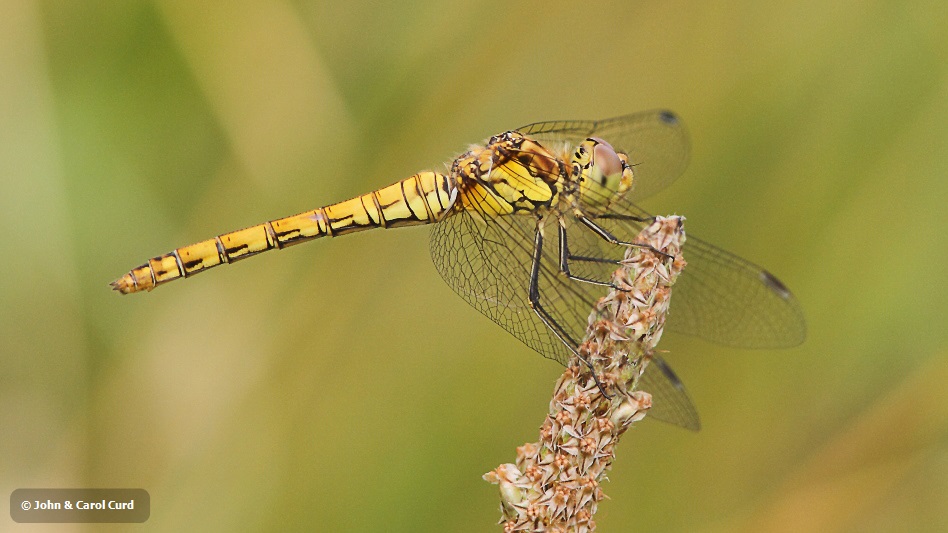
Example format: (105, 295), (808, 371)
(112, 110), (806, 431)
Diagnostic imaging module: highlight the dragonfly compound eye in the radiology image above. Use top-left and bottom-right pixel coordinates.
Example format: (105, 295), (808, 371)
(591, 138), (622, 185)
(575, 138), (630, 211)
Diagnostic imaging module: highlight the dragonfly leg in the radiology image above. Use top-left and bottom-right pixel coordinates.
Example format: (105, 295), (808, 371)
(529, 222), (613, 398)
(593, 213), (654, 223)
(575, 212), (674, 260)
(556, 223), (629, 291)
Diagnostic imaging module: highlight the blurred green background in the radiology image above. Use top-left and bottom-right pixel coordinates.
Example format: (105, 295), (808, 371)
(2, 1), (946, 531)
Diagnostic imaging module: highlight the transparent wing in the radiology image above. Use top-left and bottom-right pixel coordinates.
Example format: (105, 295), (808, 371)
(565, 204), (808, 349)
(639, 356), (701, 431)
(430, 204), (599, 367)
(517, 110), (690, 202)
(429, 184), (703, 429)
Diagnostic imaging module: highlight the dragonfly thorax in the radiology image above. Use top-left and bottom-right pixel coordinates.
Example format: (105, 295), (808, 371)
(451, 131), (566, 217)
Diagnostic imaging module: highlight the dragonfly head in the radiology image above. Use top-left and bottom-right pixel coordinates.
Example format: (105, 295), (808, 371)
(572, 138), (633, 211)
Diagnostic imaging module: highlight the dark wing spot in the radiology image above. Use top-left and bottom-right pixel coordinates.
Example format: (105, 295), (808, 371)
(659, 111), (679, 125)
(760, 270), (792, 300)
(654, 356), (686, 391)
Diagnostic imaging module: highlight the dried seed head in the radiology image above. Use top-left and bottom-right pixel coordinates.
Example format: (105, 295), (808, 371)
(485, 216), (686, 531)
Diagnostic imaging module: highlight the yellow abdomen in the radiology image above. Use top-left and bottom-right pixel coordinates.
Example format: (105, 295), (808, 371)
(111, 172), (454, 294)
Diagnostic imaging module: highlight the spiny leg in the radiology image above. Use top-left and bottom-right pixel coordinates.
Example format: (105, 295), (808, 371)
(592, 213), (653, 223)
(575, 211), (674, 260)
(557, 222), (629, 290)
(594, 212), (686, 259)
(528, 219), (612, 397)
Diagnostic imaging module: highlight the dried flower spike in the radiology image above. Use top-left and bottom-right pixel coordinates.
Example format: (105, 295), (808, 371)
(484, 215), (686, 532)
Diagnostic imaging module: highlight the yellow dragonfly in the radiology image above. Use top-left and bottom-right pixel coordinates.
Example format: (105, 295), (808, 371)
(112, 110), (806, 430)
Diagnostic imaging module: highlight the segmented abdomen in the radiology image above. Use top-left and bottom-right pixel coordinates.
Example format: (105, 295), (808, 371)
(111, 171), (454, 294)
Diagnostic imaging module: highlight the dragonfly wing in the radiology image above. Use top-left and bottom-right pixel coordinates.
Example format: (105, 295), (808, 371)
(430, 207), (606, 367)
(638, 355), (701, 431)
(569, 203), (807, 348)
(670, 233), (808, 348)
(517, 110), (690, 202)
